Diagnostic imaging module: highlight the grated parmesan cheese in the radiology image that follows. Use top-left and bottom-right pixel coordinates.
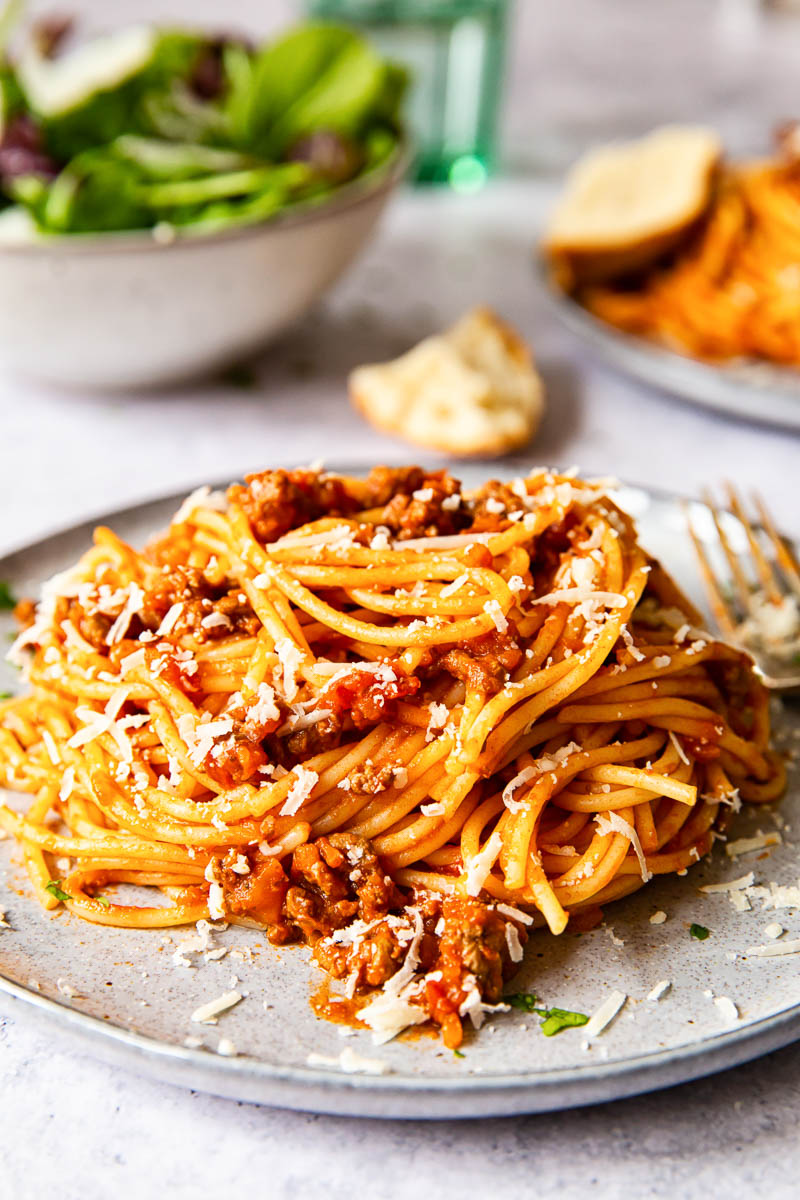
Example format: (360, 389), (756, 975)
(425, 702), (449, 742)
(726, 831), (781, 858)
(595, 812), (652, 882)
(464, 830), (504, 897)
(505, 922), (524, 963)
(280, 766), (318, 816)
(306, 1047), (391, 1075)
(484, 599), (508, 634)
(699, 872), (754, 895)
(106, 583), (145, 645)
(669, 730), (690, 766)
(713, 996), (739, 1024)
(274, 638), (303, 702)
(647, 980), (671, 1001)
(190, 989), (242, 1024)
(745, 938), (800, 958)
(420, 801), (446, 817)
(173, 486), (227, 524)
(496, 902), (534, 926)
(583, 990), (627, 1039)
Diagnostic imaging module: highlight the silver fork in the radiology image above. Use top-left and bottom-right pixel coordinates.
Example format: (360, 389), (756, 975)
(685, 483), (800, 692)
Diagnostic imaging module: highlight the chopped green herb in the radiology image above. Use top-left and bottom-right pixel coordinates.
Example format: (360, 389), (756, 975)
(452, 1048), (465, 1059)
(536, 1007), (590, 1037)
(0, 690), (12, 700)
(505, 992), (589, 1036)
(45, 880), (70, 902)
(0, 580), (15, 609)
(95, 895), (111, 909)
(505, 992), (540, 1012)
(690, 923), (710, 941)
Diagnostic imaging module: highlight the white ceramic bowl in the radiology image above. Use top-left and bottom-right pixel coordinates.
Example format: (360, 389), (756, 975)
(0, 150), (405, 390)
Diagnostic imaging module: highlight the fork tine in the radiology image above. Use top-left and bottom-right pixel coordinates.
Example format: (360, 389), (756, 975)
(701, 487), (751, 613)
(724, 482), (783, 604)
(752, 490), (800, 599)
(683, 500), (739, 637)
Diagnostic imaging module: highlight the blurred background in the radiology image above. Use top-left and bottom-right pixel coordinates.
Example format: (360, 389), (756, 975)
(22, 0), (800, 174)
(3, 0), (800, 537)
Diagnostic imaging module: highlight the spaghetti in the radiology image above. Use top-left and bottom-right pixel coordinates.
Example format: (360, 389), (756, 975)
(0, 467), (785, 1047)
(573, 152), (800, 366)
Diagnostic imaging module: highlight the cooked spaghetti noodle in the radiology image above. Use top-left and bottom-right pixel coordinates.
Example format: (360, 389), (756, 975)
(575, 155), (800, 366)
(0, 467), (785, 1047)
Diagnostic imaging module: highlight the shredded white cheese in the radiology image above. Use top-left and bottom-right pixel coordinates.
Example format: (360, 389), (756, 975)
(464, 830), (504, 897)
(713, 996), (739, 1024)
(496, 902), (534, 926)
(647, 980), (671, 1001)
(425, 702), (449, 743)
(502, 766), (537, 812)
(583, 990), (627, 1039)
(505, 922), (524, 963)
(106, 583), (145, 645)
(173, 485), (228, 524)
(699, 872), (755, 895)
(306, 1048), (391, 1076)
(745, 938), (800, 958)
(726, 831), (781, 858)
(595, 812), (652, 882)
(274, 638), (303, 702)
(485, 599), (508, 634)
(280, 766), (319, 816)
(190, 989), (243, 1024)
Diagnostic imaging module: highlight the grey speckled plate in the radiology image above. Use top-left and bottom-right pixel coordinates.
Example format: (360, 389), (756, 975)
(535, 258), (800, 431)
(0, 475), (798, 1119)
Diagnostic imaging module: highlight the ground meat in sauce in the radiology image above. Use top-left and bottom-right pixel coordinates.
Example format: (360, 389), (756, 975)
(216, 832), (523, 1045)
(438, 627), (523, 695)
(284, 713), (344, 759)
(425, 895), (521, 1047)
(217, 834), (404, 947)
(228, 468), (362, 544)
(469, 480), (525, 532)
(324, 669), (420, 728)
(341, 759), (399, 795)
(139, 566), (259, 641)
(218, 851), (291, 941)
(204, 731), (268, 787)
(379, 471), (469, 541)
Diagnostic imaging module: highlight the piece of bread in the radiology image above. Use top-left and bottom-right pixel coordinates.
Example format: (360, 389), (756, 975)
(350, 307), (544, 458)
(544, 125), (722, 287)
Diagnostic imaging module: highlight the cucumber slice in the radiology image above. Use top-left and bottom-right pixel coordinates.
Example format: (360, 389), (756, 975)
(18, 25), (156, 118)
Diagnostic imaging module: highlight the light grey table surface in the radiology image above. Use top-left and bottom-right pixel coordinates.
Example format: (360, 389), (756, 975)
(1, 177), (799, 1198)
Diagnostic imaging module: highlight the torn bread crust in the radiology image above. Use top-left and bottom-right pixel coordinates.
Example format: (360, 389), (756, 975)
(349, 307), (544, 458)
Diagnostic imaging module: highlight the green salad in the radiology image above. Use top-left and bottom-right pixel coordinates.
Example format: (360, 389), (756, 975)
(0, 11), (406, 236)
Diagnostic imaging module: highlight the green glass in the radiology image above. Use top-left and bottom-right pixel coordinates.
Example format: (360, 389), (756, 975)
(304, 0), (510, 187)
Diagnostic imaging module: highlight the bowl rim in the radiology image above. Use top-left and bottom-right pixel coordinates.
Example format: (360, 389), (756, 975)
(0, 138), (410, 257)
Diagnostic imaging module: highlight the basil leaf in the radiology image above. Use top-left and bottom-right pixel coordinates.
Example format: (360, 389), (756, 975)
(690, 923), (710, 941)
(505, 992), (539, 1012)
(45, 880), (70, 902)
(536, 1007), (589, 1037)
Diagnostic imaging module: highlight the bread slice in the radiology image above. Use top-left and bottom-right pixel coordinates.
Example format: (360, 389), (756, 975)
(350, 307), (544, 458)
(544, 125), (722, 286)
